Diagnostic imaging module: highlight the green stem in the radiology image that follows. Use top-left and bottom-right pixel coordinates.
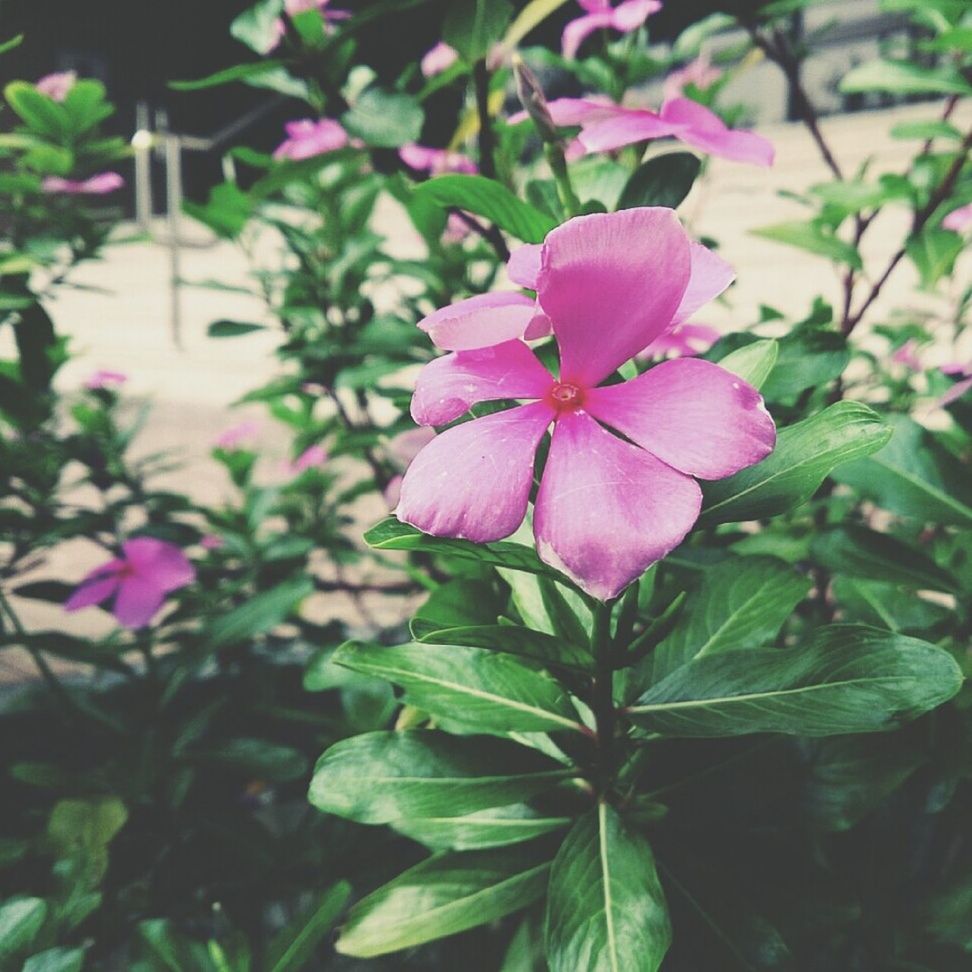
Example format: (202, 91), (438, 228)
(545, 143), (583, 218)
(591, 599), (616, 796)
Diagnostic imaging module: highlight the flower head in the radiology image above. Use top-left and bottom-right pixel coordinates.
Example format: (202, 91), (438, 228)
(273, 118), (349, 161)
(36, 70), (77, 101)
(399, 144), (477, 175)
(284, 444), (328, 476)
(42, 173), (124, 195)
(65, 537), (195, 629)
(84, 368), (128, 390)
(663, 51), (722, 102)
(527, 96), (774, 167)
(214, 420), (261, 450)
(421, 41), (459, 77)
(397, 208), (775, 599)
(943, 202), (972, 233)
(562, 1), (662, 60)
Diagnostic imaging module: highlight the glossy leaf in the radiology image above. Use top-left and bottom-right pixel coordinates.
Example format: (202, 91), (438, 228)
(617, 152), (701, 211)
(444, 0), (514, 61)
(751, 222), (863, 269)
(206, 577), (313, 647)
(333, 641), (585, 733)
(336, 849), (550, 957)
(0, 897), (47, 959)
(308, 731), (572, 823)
(394, 803), (570, 850)
(628, 625), (963, 737)
(701, 402), (891, 524)
(267, 881), (351, 972)
(545, 805), (671, 972)
(343, 88), (424, 148)
(840, 58), (972, 96)
(417, 624), (593, 673)
(716, 339), (779, 390)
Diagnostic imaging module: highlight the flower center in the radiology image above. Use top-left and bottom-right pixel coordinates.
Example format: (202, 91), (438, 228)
(546, 381), (585, 413)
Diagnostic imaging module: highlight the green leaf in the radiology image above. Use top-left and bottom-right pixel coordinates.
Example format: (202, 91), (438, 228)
(343, 88), (424, 148)
(701, 402), (891, 524)
(811, 525), (958, 592)
(617, 152), (701, 211)
(0, 35), (24, 56)
(394, 803), (570, 850)
(890, 119), (961, 141)
(308, 730), (571, 824)
(907, 226), (963, 288)
(751, 221), (862, 269)
(168, 59), (288, 92)
(206, 577), (314, 647)
(207, 320), (268, 338)
(443, 0), (514, 61)
(4, 81), (67, 139)
(179, 738), (307, 783)
(832, 578), (950, 633)
(715, 339), (778, 390)
(759, 327), (849, 405)
(923, 25), (972, 51)
(22, 948), (86, 972)
(411, 578), (506, 637)
(545, 805), (671, 972)
(648, 556), (812, 682)
(365, 517), (548, 574)
(230, 0), (284, 54)
(62, 80), (113, 136)
(627, 625), (963, 737)
(413, 174), (557, 243)
(0, 897), (48, 959)
(417, 624), (593, 673)
(267, 881), (351, 972)
(333, 641), (584, 734)
(183, 182), (253, 239)
(48, 797), (128, 885)
(832, 414), (972, 527)
(840, 58), (972, 96)
(336, 849), (549, 958)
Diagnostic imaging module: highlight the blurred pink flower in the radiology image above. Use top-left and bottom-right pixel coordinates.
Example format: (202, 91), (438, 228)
(36, 70), (77, 101)
(940, 362), (972, 406)
(214, 421), (261, 450)
(200, 534), (225, 550)
(273, 119), (349, 161)
(65, 537), (195, 629)
(943, 202), (972, 233)
(421, 41), (459, 77)
(529, 96), (774, 166)
(891, 340), (922, 372)
(399, 144), (477, 175)
(42, 173), (124, 195)
(648, 322), (721, 358)
(84, 369), (128, 390)
(442, 212), (472, 244)
(284, 444), (328, 475)
(266, 0), (350, 51)
(663, 51), (722, 101)
(399, 208), (775, 599)
(562, 0), (662, 60)
(383, 427), (436, 507)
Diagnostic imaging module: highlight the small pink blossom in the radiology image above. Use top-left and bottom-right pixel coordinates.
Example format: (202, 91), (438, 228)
(442, 212), (472, 244)
(422, 41), (459, 77)
(943, 202), (972, 233)
(284, 444), (328, 475)
(663, 51), (722, 101)
(399, 144), (478, 175)
(265, 0), (351, 51)
(940, 362), (972, 407)
(200, 534), (225, 550)
(562, 0), (662, 60)
(84, 369), (127, 390)
(42, 172), (124, 195)
(526, 96), (774, 167)
(647, 322), (721, 358)
(398, 208), (775, 599)
(36, 70), (77, 101)
(214, 421), (261, 450)
(891, 340), (922, 372)
(273, 119), (349, 161)
(65, 537), (195, 629)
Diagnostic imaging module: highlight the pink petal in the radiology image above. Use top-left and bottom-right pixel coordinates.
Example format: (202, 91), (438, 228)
(507, 244), (542, 289)
(418, 292), (538, 351)
(289, 444), (328, 473)
(940, 375), (972, 407)
(397, 402), (553, 542)
(36, 70), (77, 101)
(386, 426), (436, 467)
(399, 144), (476, 175)
(536, 208), (692, 386)
(585, 358), (776, 479)
(84, 369), (128, 390)
(411, 341), (553, 426)
(122, 538), (196, 592)
(562, 12), (616, 59)
(113, 577), (167, 629)
(534, 411), (702, 600)
(611, 0), (662, 31)
(273, 118), (348, 161)
(943, 202), (972, 233)
(673, 242), (735, 325)
(661, 98), (774, 167)
(64, 562), (124, 612)
(647, 322), (721, 358)
(80, 172), (124, 194)
(421, 42), (459, 77)
(578, 108), (678, 153)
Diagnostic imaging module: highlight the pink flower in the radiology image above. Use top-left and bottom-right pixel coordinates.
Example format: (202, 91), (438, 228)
(84, 369), (127, 390)
(422, 41), (459, 77)
(266, 0), (350, 51)
(663, 51), (722, 101)
(36, 70), (77, 101)
(442, 212), (472, 244)
(562, 0), (662, 60)
(65, 537), (195, 629)
(399, 144), (478, 175)
(284, 444), (328, 475)
(273, 119), (349, 161)
(200, 534), (225, 550)
(531, 96), (774, 167)
(647, 322), (721, 358)
(940, 362), (972, 407)
(891, 340), (922, 372)
(42, 172), (125, 195)
(214, 420), (261, 450)
(943, 202), (972, 233)
(384, 427), (436, 507)
(397, 208), (776, 599)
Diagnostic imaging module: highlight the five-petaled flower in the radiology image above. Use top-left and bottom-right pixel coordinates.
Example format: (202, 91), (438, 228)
(273, 119), (350, 161)
(65, 538), (195, 629)
(42, 173), (124, 195)
(396, 207), (776, 600)
(562, 1), (662, 60)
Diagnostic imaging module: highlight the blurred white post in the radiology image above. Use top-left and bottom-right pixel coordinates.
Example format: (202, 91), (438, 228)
(132, 101), (153, 232)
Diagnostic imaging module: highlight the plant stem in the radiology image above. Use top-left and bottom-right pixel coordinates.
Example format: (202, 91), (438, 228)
(473, 60), (497, 180)
(591, 599), (616, 796)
